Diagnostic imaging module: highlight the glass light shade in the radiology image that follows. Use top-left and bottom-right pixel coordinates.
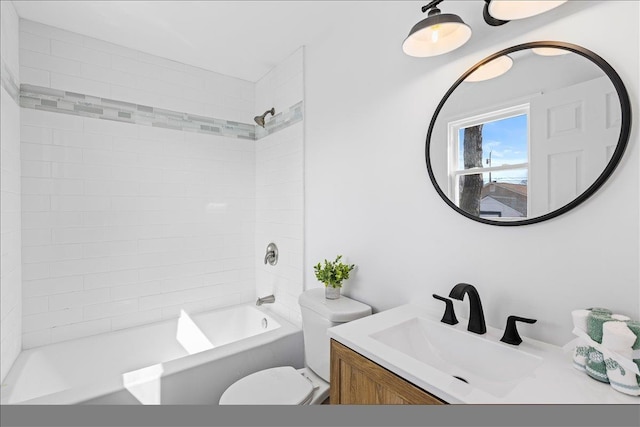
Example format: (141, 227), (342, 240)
(403, 13), (472, 57)
(488, 0), (567, 20)
(464, 55), (513, 82)
(532, 47), (571, 56)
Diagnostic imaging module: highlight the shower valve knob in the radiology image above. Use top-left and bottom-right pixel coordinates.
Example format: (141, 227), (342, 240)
(264, 243), (278, 266)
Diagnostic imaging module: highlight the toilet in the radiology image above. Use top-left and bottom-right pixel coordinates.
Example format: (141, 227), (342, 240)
(219, 288), (371, 404)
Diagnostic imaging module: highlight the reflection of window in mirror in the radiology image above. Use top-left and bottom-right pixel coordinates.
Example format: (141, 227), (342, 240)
(448, 104), (529, 220)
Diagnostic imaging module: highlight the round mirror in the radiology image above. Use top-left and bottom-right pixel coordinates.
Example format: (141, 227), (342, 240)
(426, 42), (631, 226)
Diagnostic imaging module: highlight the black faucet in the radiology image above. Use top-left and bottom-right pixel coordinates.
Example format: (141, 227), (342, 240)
(432, 294), (458, 325)
(448, 283), (486, 334)
(500, 315), (537, 345)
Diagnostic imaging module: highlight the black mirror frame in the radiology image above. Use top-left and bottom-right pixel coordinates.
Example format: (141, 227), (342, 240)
(425, 41), (632, 226)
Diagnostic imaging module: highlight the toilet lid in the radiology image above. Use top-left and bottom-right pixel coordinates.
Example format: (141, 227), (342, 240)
(219, 366), (314, 405)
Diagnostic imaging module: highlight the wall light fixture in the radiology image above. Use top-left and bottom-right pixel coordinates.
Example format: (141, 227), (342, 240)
(404, 1), (569, 56)
(402, 0), (472, 58)
(485, 0), (568, 23)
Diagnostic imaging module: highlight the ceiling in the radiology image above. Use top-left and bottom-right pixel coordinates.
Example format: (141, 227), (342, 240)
(12, 1), (587, 82)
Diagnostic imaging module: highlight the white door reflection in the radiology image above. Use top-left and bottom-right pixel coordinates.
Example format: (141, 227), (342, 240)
(529, 76), (618, 216)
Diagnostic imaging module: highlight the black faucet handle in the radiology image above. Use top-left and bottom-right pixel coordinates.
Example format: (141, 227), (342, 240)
(500, 315), (537, 346)
(432, 294), (458, 325)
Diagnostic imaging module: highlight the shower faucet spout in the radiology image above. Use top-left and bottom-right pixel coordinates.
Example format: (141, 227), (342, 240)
(256, 295), (275, 306)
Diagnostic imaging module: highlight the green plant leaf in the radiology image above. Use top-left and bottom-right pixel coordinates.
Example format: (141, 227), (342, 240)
(314, 255), (356, 288)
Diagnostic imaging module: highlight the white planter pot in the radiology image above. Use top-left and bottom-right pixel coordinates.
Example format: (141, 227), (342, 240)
(325, 286), (340, 299)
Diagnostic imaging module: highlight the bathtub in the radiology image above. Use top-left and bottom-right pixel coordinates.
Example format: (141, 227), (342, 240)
(0, 304), (303, 404)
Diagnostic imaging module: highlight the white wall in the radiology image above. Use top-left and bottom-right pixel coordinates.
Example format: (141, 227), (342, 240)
(0, 0), (22, 382)
(18, 21), (257, 348)
(255, 48), (304, 325)
(305, 1), (639, 346)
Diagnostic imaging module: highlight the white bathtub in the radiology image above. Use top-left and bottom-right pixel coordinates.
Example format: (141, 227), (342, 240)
(0, 304), (303, 404)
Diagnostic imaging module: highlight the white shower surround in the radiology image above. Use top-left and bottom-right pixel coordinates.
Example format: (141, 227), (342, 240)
(20, 107), (258, 348)
(1, 304), (303, 404)
(15, 20), (305, 348)
(254, 48), (305, 326)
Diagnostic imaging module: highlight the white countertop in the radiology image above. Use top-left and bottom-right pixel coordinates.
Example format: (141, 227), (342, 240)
(327, 304), (639, 404)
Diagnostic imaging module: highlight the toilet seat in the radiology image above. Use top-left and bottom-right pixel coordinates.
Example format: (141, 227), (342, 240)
(219, 366), (314, 405)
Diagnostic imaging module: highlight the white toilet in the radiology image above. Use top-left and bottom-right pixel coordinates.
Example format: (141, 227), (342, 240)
(219, 288), (371, 404)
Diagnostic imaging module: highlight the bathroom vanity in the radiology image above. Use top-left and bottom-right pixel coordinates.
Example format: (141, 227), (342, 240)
(330, 339), (444, 404)
(327, 305), (638, 404)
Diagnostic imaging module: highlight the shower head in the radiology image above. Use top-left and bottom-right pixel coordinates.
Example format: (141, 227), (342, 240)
(254, 108), (275, 128)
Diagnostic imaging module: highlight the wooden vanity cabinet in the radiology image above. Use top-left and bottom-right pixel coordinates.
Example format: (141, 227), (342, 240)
(330, 339), (446, 405)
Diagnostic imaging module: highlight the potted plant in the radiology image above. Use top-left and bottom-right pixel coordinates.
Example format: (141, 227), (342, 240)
(313, 255), (355, 299)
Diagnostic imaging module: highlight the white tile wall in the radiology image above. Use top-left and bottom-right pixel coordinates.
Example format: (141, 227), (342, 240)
(254, 48), (304, 325)
(255, 48), (304, 123)
(0, 0), (21, 382)
(20, 109), (256, 348)
(14, 20), (305, 349)
(19, 19), (255, 123)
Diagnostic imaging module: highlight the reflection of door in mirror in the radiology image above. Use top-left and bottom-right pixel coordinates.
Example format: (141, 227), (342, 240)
(529, 76), (620, 217)
(448, 105), (529, 220)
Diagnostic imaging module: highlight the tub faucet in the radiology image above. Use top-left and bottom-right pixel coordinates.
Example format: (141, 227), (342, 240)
(256, 295), (275, 306)
(449, 283), (486, 334)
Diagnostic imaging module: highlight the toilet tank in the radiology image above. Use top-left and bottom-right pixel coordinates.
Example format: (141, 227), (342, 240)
(298, 288), (372, 382)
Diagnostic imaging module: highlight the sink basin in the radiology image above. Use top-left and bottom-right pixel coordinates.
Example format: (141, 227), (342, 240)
(370, 316), (543, 397)
(328, 304), (638, 403)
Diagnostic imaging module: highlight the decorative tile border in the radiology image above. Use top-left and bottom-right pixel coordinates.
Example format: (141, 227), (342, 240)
(20, 84), (303, 141)
(256, 101), (304, 140)
(1, 59), (19, 103)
